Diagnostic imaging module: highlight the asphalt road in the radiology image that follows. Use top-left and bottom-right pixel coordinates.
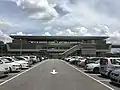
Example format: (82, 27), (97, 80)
(0, 59), (114, 90)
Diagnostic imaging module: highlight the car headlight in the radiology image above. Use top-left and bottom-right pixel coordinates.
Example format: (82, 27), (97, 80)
(5, 68), (8, 70)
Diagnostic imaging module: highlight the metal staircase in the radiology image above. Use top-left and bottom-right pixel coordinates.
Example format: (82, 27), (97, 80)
(61, 44), (81, 58)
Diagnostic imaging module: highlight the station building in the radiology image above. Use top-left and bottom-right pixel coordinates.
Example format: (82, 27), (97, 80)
(6, 36), (111, 58)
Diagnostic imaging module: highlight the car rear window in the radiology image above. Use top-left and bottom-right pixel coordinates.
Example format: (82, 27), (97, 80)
(100, 58), (107, 65)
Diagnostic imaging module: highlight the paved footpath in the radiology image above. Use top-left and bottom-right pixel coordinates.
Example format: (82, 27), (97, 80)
(0, 59), (113, 90)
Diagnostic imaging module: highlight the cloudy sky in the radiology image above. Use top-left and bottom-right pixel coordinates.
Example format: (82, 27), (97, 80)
(1, 0), (120, 47)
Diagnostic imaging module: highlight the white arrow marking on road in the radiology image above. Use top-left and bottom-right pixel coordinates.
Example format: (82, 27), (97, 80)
(50, 69), (58, 75)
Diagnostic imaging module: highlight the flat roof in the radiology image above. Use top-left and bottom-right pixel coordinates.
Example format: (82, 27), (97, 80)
(10, 35), (109, 41)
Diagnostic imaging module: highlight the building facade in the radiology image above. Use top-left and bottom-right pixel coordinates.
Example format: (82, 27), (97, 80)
(6, 36), (111, 58)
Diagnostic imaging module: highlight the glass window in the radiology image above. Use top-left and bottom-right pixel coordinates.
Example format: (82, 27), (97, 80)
(95, 60), (100, 64)
(100, 58), (107, 65)
(110, 59), (117, 64)
(15, 57), (25, 60)
(3, 59), (11, 63)
(5, 58), (13, 62)
(0, 60), (3, 64)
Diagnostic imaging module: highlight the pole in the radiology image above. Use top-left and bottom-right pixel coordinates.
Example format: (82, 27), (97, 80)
(20, 39), (22, 55)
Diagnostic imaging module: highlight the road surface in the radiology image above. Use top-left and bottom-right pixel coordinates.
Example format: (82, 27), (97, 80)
(0, 59), (113, 90)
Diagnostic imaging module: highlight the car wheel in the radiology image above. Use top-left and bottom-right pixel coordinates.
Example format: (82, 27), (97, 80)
(93, 67), (99, 73)
(108, 71), (112, 78)
(9, 67), (12, 72)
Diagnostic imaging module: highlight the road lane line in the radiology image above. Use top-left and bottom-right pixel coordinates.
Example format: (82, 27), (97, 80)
(99, 80), (111, 82)
(0, 60), (48, 86)
(88, 74), (101, 76)
(61, 60), (114, 90)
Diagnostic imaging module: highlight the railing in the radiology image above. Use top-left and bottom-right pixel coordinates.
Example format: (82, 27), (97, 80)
(6, 44), (66, 52)
(61, 44), (82, 58)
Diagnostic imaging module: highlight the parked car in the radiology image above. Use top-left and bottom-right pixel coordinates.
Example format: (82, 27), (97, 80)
(68, 56), (79, 64)
(84, 57), (102, 66)
(110, 69), (120, 85)
(85, 60), (100, 73)
(30, 56), (40, 63)
(23, 56), (33, 65)
(64, 57), (72, 62)
(99, 57), (120, 77)
(77, 57), (86, 67)
(0, 58), (21, 72)
(15, 56), (32, 65)
(69, 56), (77, 64)
(3, 57), (29, 69)
(0, 59), (9, 77)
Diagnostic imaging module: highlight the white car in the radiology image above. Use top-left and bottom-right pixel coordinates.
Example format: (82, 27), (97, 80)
(30, 56), (40, 63)
(100, 57), (120, 77)
(23, 56), (33, 65)
(0, 59), (9, 77)
(110, 69), (120, 85)
(3, 57), (29, 69)
(1, 58), (21, 72)
(85, 60), (100, 73)
(64, 57), (72, 62)
(77, 58), (86, 67)
(15, 56), (32, 65)
(69, 57), (76, 64)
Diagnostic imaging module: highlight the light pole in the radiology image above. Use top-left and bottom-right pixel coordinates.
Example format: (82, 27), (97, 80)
(20, 39), (22, 55)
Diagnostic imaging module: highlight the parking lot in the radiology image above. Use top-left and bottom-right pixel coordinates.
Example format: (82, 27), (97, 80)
(0, 59), (119, 90)
(65, 61), (120, 90)
(0, 60), (44, 84)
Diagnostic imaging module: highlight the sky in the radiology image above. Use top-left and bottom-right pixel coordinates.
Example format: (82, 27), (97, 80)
(1, 0), (120, 50)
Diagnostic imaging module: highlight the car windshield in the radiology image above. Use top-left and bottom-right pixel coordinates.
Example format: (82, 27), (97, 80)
(87, 58), (100, 63)
(24, 57), (29, 59)
(3, 59), (12, 63)
(15, 57), (25, 60)
(30, 56), (35, 59)
(4, 58), (14, 62)
(94, 60), (100, 64)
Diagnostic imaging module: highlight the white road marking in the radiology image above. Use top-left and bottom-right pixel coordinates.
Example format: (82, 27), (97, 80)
(82, 70), (89, 72)
(99, 80), (111, 82)
(50, 69), (58, 75)
(0, 60), (48, 86)
(61, 60), (114, 90)
(88, 74), (101, 76)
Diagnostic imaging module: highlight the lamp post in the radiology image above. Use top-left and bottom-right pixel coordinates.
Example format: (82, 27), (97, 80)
(20, 39), (22, 55)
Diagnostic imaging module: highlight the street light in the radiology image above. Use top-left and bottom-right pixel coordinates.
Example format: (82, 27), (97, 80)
(20, 39), (22, 55)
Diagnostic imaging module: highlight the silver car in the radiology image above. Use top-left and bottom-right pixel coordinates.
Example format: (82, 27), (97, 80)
(0, 59), (9, 77)
(100, 57), (120, 77)
(110, 69), (120, 84)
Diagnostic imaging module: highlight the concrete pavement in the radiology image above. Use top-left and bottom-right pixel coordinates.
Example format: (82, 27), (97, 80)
(0, 59), (113, 90)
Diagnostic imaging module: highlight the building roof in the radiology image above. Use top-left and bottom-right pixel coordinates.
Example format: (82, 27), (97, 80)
(10, 35), (109, 41)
